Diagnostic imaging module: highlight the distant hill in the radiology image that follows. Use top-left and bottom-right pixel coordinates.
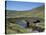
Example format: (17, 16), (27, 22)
(6, 5), (44, 18)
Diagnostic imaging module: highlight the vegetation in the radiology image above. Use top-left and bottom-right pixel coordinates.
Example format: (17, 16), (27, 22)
(6, 5), (45, 34)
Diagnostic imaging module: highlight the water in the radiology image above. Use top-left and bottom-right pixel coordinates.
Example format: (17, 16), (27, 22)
(16, 19), (27, 28)
(15, 18), (40, 32)
(15, 18), (36, 28)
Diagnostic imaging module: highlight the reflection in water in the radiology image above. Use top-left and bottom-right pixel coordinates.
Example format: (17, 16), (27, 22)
(15, 19), (44, 32)
(16, 19), (27, 28)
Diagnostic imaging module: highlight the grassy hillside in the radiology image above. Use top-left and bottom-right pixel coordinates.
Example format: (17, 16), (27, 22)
(6, 5), (44, 19)
(6, 5), (45, 34)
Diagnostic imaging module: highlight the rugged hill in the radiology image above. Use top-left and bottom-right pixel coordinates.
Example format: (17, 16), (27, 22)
(6, 5), (44, 18)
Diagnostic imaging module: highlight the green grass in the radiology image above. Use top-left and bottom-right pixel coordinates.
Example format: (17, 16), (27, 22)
(6, 5), (45, 34)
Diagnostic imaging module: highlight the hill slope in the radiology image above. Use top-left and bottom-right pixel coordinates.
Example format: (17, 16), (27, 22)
(6, 5), (44, 18)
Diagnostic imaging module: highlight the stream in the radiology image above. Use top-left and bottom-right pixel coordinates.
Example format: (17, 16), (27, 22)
(15, 19), (39, 33)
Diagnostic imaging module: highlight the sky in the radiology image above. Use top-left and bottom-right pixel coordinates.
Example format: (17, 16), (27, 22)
(6, 1), (44, 11)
